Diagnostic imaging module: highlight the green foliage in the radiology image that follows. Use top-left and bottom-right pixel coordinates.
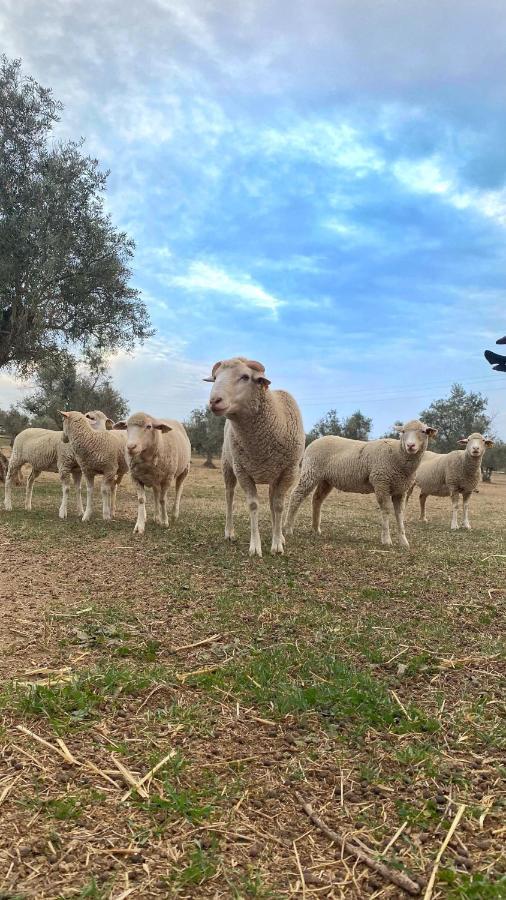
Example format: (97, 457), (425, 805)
(0, 404), (30, 443)
(22, 355), (128, 428)
(184, 406), (225, 465)
(306, 408), (372, 445)
(482, 440), (506, 480)
(419, 383), (491, 453)
(0, 56), (152, 373)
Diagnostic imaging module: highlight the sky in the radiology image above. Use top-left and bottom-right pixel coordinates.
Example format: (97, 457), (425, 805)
(1, 0), (506, 437)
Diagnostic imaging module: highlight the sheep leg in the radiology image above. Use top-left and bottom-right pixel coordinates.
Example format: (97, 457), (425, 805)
(72, 470), (84, 516)
(133, 481), (147, 534)
(153, 485), (162, 524)
(450, 489), (460, 529)
(419, 492), (428, 523)
(110, 474), (123, 518)
(160, 484), (170, 526)
(269, 471), (294, 554)
(311, 480), (333, 534)
(285, 469), (319, 535)
(25, 468), (40, 511)
(59, 473), (71, 519)
(236, 470), (262, 557)
(82, 474), (95, 522)
(392, 494), (410, 549)
(101, 478), (113, 521)
(462, 491), (472, 529)
(4, 460), (22, 510)
(223, 461), (237, 541)
(172, 467), (189, 521)
(375, 488), (394, 546)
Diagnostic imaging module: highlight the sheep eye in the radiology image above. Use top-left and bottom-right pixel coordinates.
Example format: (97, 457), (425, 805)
(146, 424), (152, 430)
(240, 374), (250, 381)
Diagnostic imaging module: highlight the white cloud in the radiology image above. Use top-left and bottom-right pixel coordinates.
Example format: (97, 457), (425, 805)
(0, 372), (33, 413)
(170, 261), (284, 315)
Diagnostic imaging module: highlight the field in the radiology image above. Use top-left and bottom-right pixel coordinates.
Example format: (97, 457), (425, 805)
(0, 463), (505, 900)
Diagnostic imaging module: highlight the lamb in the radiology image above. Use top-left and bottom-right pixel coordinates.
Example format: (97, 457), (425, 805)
(206, 357), (305, 557)
(60, 411), (128, 522)
(413, 433), (493, 529)
(285, 420), (437, 549)
(112, 412), (191, 534)
(4, 411), (112, 516)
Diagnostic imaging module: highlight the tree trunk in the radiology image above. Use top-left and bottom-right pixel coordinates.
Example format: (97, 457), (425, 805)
(203, 451), (216, 468)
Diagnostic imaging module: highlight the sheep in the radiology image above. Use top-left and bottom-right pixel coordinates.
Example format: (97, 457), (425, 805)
(413, 433), (494, 529)
(60, 411), (128, 522)
(285, 420), (437, 549)
(205, 357), (305, 557)
(4, 411), (112, 516)
(112, 412), (191, 534)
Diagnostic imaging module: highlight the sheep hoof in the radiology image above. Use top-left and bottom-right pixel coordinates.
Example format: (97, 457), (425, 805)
(451, 523), (459, 530)
(133, 523), (145, 535)
(59, 508), (67, 520)
(225, 531), (236, 542)
(399, 538), (410, 550)
(249, 545), (262, 558)
(4, 502), (12, 511)
(82, 513), (92, 523)
(381, 536), (393, 546)
(462, 523), (471, 530)
(270, 541), (284, 555)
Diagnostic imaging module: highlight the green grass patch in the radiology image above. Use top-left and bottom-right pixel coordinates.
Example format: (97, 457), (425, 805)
(439, 871), (506, 899)
(2, 664), (174, 732)
(192, 644), (439, 735)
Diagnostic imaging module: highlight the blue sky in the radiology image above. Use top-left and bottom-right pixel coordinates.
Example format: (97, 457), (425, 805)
(1, 0), (506, 437)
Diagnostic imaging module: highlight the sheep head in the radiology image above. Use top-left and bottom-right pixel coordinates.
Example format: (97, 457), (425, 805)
(206, 358), (271, 417)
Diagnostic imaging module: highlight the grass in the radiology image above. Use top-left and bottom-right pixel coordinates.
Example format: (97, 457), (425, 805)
(0, 464), (505, 898)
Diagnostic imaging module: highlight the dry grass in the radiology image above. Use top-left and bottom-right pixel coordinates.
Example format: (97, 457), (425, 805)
(0, 461), (505, 899)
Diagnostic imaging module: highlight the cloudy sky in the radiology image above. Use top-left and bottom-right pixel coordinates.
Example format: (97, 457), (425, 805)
(2, 0), (506, 436)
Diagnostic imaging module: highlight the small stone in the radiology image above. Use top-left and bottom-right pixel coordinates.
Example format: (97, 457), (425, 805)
(19, 847), (31, 858)
(248, 843), (260, 858)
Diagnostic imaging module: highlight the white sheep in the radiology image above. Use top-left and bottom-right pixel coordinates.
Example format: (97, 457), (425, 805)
(113, 412), (191, 534)
(206, 357), (305, 557)
(285, 420), (437, 549)
(60, 411), (128, 521)
(4, 411), (112, 516)
(413, 433), (493, 529)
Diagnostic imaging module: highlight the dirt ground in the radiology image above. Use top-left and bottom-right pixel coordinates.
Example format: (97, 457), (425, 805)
(0, 462), (505, 899)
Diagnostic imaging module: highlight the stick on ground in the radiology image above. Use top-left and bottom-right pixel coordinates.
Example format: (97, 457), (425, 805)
(295, 791), (421, 896)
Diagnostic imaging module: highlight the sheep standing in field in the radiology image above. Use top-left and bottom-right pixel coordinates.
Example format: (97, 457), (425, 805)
(414, 433), (493, 529)
(206, 357), (305, 557)
(60, 411), (128, 522)
(4, 412), (112, 516)
(113, 412), (191, 534)
(285, 420), (437, 549)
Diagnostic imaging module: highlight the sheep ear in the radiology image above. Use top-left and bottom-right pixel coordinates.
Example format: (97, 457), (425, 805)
(424, 427), (438, 438)
(113, 421), (127, 430)
(105, 419), (114, 430)
(394, 424), (404, 434)
(256, 376), (271, 389)
(485, 438), (494, 447)
(203, 376), (215, 382)
(457, 437), (468, 446)
(153, 421), (172, 433)
(58, 410), (69, 419)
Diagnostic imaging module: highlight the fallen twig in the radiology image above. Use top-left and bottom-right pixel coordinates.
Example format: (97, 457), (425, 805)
(295, 791), (420, 895)
(293, 840), (307, 898)
(171, 633), (223, 653)
(0, 774), (21, 807)
(423, 804), (466, 900)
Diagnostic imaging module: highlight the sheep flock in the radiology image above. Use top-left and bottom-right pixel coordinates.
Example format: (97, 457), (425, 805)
(3, 357), (495, 555)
